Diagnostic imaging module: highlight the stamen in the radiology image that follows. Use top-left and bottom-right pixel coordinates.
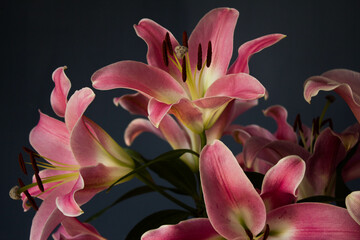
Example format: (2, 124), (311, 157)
(162, 40), (169, 66)
(263, 224), (270, 240)
(174, 45), (188, 59)
(182, 57), (187, 82)
(34, 172), (44, 192)
(245, 228), (253, 240)
(182, 31), (188, 48)
(18, 153), (27, 175)
(30, 154), (39, 174)
(9, 186), (21, 200)
(206, 41), (212, 67)
(293, 114), (303, 132)
(165, 32), (173, 55)
(197, 43), (202, 71)
(23, 146), (36, 155)
(313, 117), (320, 135)
(18, 178), (38, 211)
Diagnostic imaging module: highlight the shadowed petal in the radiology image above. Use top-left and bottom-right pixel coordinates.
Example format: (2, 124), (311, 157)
(114, 93), (149, 116)
(346, 191), (360, 225)
(263, 105), (297, 142)
(267, 203), (360, 239)
(56, 177), (84, 217)
(141, 218), (223, 240)
(200, 140), (266, 239)
(261, 156), (305, 211)
(50, 66), (71, 117)
(228, 34), (286, 74)
(304, 69), (360, 123)
(125, 118), (164, 146)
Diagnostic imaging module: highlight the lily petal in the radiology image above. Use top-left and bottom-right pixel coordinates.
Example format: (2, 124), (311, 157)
(304, 69), (360, 123)
(141, 218), (223, 240)
(266, 203), (360, 239)
(261, 156), (305, 211)
(205, 73), (266, 100)
(188, 8), (239, 89)
(125, 118), (164, 146)
(114, 93), (149, 116)
(134, 18), (182, 82)
(346, 191), (360, 225)
(263, 105), (297, 142)
(56, 177), (84, 217)
(228, 34), (286, 74)
(170, 98), (204, 133)
(65, 87), (95, 132)
(50, 66), (71, 117)
(200, 140), (266, 239)
(92, 61), (187, 104)
(29, 111), (75, 165)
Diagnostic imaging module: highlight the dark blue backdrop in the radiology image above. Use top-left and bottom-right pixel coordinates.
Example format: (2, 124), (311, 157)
(3, 0), (360, 239)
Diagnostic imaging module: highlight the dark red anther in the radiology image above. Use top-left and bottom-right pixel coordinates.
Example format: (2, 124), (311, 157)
(182, 31), (188, 48)
(30, 154), (39, 174)
(34, 172), (44, 192)
(165, 32), (173, 55)
(182, 57), (187, 82)
(263, 224), (270, 240)
(18, 178), (38, 211)
(245, 228), (253, 240)
(197, 43), (202, 71)
(321, 118), (334, 130)
(162, 40), (169, 66)
(293, 114), (303, 132)
(18, 153), (27, 175)
(22, 146), (36, 155)
(206, 41), (212, 67)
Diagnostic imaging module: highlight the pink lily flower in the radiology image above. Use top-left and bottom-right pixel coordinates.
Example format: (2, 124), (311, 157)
(92, 8), (285, 133)
(52, 217), (106, 240)
(304, 69), (360, 123)
(142, 140), (360, 239)
(117, 91), (257, 170)
(20, 67), (134, 240)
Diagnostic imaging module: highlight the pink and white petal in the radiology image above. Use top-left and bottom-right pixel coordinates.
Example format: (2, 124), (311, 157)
(306, 128), (346, 195)
(30, 182), (75, 240)
(263, 105), (297, 142)
(50, 66), (71, 117)
(141, 218), (224, 240)
(200, 140), (266, 239)
(266, 203), (360, 239)
(304, 69), (360, 123)
(56, 176), (85, 217)
(65, 87), (95, 132)
(228, 34), (286, 74)
(53, 217), (106, 240)
(82, 117), (134, 167)
(170, 98), (204, 133)
(148, 98), (173, 128)
(125, 118), (164, 146)
(205, 73), (266, 100)
(70, 117), (133, 168)
(229, 124), (277, 144)
(188, 8), (239, 87)
(261, 156), (305, 211)
(134, 19), (183, 83)
(29, 111), (75, 165)
(114, 93), (149, 116)
(346, 191), (360, 225)
(92, 61), (187, 104)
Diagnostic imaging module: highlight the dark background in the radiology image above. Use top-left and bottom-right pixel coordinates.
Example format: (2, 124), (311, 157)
(2, 0), (360, 239)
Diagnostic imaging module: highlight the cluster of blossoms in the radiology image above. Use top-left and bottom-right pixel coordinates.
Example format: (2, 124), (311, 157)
(11, 8), (360, 240)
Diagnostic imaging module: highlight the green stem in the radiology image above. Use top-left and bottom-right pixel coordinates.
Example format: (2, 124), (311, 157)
(200, 131), (207, 149)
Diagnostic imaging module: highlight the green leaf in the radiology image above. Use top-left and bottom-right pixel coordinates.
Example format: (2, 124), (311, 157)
(125, 209), (190, 240)
(85, 186), (154, 222)
(124, 148), (147, 164)
(149, 156), (198, 197)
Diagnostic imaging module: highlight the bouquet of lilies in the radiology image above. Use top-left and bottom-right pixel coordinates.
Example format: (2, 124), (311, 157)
(11, 8), (360, 240)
